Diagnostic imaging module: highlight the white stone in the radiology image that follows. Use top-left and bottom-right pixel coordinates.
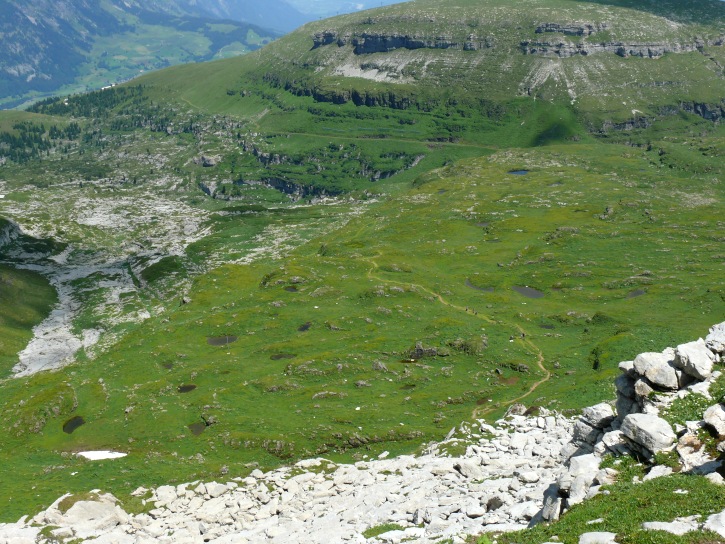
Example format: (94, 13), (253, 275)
(569, 454), (601, 478)
(620, 413), (676, 454)
(704, 404), (725, 436)
(705, 511), (725, 537)
(643, 465), (672, 481)
(675, 339), (717, 380)
(633, 351), (679, 390)
(706, 322), (725, 354)
(581, 403), (615, 429)
(642, 519), (699, 536)
(579, 532), (618, 544)
(517, 471), (540, 484)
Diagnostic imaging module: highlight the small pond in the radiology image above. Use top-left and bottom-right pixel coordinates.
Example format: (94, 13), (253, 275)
(508, 170), (529, 175)
(188, 422), (206, 436)
(465, 279), (494, 292)
(298, 322), (312, 332)
(628, 289), (646, 298)
(207, 335), (238, 346)
(512, 285), (545, 299)
(284, 286), (298, 293)
(63, 416), (85, 434)
(270, 353), (296, 360)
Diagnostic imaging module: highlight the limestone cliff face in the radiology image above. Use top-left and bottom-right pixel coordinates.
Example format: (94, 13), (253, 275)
(521, 35), (724, 59)
(313, 30), (493, 53)
(314, 25), (724, 59)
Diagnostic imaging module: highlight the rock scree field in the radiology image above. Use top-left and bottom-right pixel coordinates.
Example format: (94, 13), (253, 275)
(0, 0), (723, 541)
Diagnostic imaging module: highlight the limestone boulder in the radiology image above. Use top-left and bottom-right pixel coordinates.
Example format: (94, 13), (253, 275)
(59, 497), (129, 539)
(633, 351), (679, 390)
(704, 404), (725, 436)
(572, 419), (600, 445)
(706, 322), (725, 354)
(675, 339), (718, 380)
(581, 403), (615, 429)
(618, 360), (636, 377)
(620, 413), (676, 454)
(579, 531), (618, 544)
(705, 511), (725, 538)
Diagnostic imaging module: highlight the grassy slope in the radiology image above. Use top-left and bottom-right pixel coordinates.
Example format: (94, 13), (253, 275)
(0, 134), (723, 520)
(0, 264), (57, 375)
(247, 0), (725, 123)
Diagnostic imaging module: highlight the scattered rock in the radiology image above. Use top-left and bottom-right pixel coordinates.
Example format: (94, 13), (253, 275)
(581, 403), (615, 429)
(675, 339), (717, 380)
(620, 413), (676, 455)
(706, 322), (725, 354)
(633, 351), (679, 390)
(579, 532), (618, 544)
(704, 404), (725, 436)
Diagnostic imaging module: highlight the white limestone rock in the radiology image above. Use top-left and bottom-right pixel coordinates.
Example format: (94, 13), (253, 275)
(620, 413), (676, 454)
(58, 497), (129, 539)
(573, 419), (600, 445)
(706, 322), (725, 354)
(569, 454), (601, 478)
(642, 518), (699, 536)
(675, 339), (718, 380)
(579, 532), (618, 544)
(581, 403), (615, 429)
(633, 350), (679, 390)
(705, 511), (725, 537)
(704, 404), (725, 436)
(618, 361), (636, 377)
(643, 465), (673, 481)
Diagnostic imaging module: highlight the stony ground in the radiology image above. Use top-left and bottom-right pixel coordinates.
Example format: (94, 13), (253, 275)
(0, 412), (574, 544)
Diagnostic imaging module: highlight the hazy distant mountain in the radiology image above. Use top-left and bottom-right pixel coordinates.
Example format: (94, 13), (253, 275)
(0, 0), (279, 107)
(286, 0), (410, 17)
(182, 0), (310, 31)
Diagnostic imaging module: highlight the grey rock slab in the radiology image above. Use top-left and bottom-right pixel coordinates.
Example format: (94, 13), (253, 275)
(643, 465), (672, 481)
(675, 339), (717, 380)
(633, 351), (679, 390)
(615, 393), (640, 420)
(642, 518), (700, 536)
(579, 532), (618, 544)
(569, 454), (601, 478)
(618, 360), (636, 377)
(704, 511), (725, 537)
(582, 403), (615, 429)
(706, 322), (725, 354)
(704, 404), (725, 436)
(508, 501), (539, 521)
(621, 413), (676, 454)
(614, 374), (636, 398)
(573, 419), (600, 445)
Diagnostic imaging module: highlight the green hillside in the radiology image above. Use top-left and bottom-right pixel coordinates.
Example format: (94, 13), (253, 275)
(0, 0), (723, 533)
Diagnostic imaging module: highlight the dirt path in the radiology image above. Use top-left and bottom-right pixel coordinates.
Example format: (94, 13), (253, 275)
(361, 252), (551, 420)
